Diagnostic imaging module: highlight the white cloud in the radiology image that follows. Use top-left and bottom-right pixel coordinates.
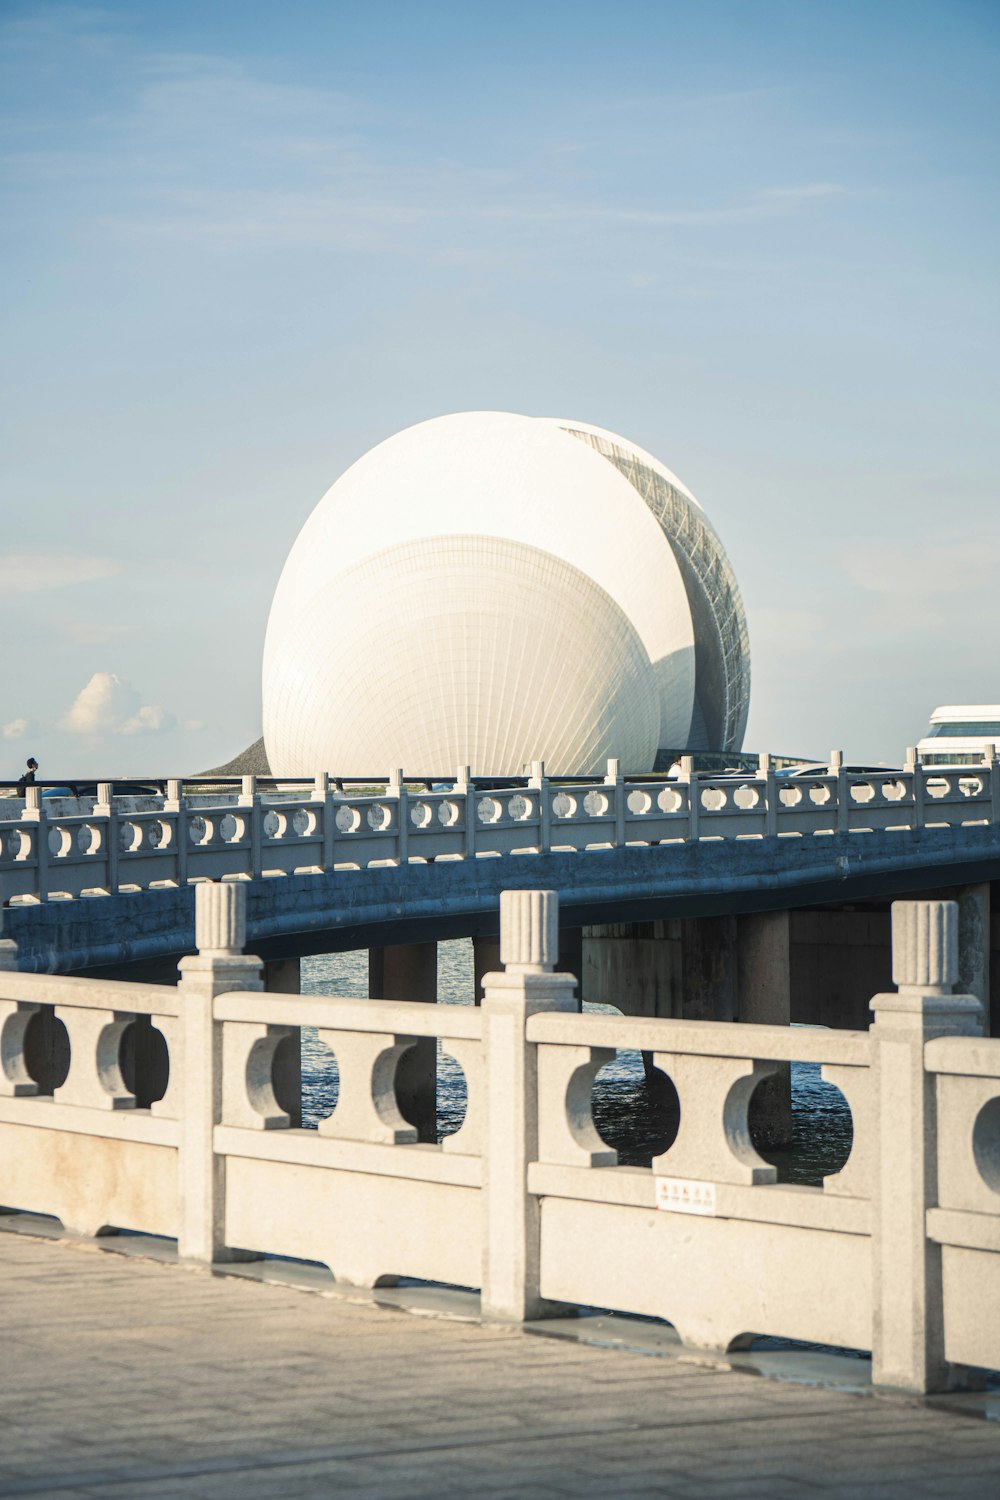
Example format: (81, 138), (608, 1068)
(0, 554), (122, 593)
(57, 672), (176, 738)
(2, 718), (31, 741)
(58, 673), (139, 736)
(121, 704), (175, 735)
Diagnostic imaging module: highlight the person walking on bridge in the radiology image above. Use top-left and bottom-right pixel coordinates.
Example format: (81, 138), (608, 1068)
(16, 757), (38, 797)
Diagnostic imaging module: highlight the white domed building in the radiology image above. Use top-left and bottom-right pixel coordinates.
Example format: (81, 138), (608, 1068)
(262, 412), (749, 777)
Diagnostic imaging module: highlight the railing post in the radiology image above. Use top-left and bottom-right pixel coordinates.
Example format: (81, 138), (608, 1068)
(905, 746), (925, 828)
(983, 743), (1000, 823)
(177, 882), (264, 1264)
(239, 776), (259, 879)
(870, 900), (982, 1392)
(164, 779), (186, 887)
(828, 749), (849, 834)
(313, 772), (336, 872)
(603, 758), (625, 846)
(19, 786), (47, 901)
(458, 766), (475, 858)
(529, 760), (550, 853)
(758, 752), (776, 837)
(481, 889), (577, 1322)
(681, 755), (699, 840)
(94, 783), (118, 895)
(388, 769), (407, 864)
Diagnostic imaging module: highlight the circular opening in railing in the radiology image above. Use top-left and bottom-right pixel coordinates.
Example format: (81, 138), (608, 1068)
(808, 783), (832, 806)
(271, 1033), (303, 1122)
(507, 794), (531, 821)
(583, 790), (608, 817)
(188, 815), (209, 845)
(409, 800), (433, 828)
(477, 796), (502, 824)
(22, 1007), (70, 1095)
(437, 799), (461, 827)
(700, 787), (726, 812)
(292, 808), (315, 837)
(880, 779), (907, 803)
(627, 789), (652, 816)
(219, 812), (245, 844)
(118, 820), (142, 852)
(657, 786), (683, 814)
(961, 776), (985, 799)
(262, 809), (286, 839)
(47, 826), (73, 859)
(394, 1040), (436, 1135)
(300, 1030), (339, 1128)
(118, 1018), (170, 1108)
(335, 805), (361, 834)
(77, 823), (102, 855)
(777, 785), (802, 807)
(367, 803), (391, 831)
(588, 1033), (679, 1166)
(551, 791), (576, 818)
(849, 781), (875, 804)
(751, 1063), (853, 1186)
(732, 783), (759, 810)
(437, 1047), (468, 1140)
(972, 1095), (1000, 1195)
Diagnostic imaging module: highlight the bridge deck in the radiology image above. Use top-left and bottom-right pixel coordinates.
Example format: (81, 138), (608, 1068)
(7, 821), (1000, 974)
(1, 1223), (998, 1499)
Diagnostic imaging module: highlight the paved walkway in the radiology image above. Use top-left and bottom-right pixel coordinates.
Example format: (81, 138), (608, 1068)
(1, 1228), (999, 1500)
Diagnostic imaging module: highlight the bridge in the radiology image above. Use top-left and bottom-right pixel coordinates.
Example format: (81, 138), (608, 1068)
(3, 753), (999, 1043)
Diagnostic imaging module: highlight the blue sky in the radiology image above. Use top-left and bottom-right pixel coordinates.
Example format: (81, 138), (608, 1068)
(1, 0), (998, 774)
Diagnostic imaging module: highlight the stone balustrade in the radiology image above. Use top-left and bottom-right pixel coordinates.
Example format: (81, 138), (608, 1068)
(0, 883), (997, 1393)
(2, 750), (999, 907)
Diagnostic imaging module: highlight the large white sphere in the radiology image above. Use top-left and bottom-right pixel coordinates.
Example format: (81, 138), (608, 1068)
(263, 411), (745, 776)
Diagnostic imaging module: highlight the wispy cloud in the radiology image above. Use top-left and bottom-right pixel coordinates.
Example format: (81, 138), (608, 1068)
(2, 718), (32, 741)
(0, 15), (850, 261)
(0, 555), (122, 593)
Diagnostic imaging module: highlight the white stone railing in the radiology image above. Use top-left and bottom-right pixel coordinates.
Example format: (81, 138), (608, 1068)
(2, 749), (999, 905)
(0, 884), (997, 1393)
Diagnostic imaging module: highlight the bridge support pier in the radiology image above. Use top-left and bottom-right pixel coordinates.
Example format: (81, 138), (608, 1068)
(582, 922), (681, 1017)
(957, 884), (991, 1032)
(737, 911), (794, 1148)
(473, 937), (500, 1004)
(583, 916), (794, 1146)
(369, 943), (437, 1142)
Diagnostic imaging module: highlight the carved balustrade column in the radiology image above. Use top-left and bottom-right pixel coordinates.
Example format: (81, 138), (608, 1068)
(19, 785), (47, 901)
(481, 888), (577, 1322)
(177, 881), (264, 1263)
(870, 899), (982, 1393)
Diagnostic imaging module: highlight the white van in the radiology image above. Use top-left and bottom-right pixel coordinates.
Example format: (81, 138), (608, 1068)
(917, 705), (1000, 767)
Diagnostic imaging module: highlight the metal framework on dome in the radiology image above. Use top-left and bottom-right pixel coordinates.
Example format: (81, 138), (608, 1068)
(561, 426), (750, 753)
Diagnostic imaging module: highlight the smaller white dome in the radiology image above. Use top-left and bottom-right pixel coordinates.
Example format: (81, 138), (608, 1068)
(264, 533), (660, 775)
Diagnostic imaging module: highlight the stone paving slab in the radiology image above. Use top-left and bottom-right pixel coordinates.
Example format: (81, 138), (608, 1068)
(1, 1228), (999, 1499)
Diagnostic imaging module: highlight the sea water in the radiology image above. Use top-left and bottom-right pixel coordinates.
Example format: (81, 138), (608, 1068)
(300, 939), (854, 1185)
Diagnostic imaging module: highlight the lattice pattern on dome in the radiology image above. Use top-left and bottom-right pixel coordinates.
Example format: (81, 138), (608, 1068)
(561, 427), (750, 753)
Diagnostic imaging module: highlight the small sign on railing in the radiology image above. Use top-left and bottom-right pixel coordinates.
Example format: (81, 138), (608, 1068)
(655, 1176), (717, 1216)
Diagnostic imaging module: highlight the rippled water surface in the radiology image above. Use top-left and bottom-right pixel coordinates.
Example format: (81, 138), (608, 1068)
(301, 940), (854, 1185)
